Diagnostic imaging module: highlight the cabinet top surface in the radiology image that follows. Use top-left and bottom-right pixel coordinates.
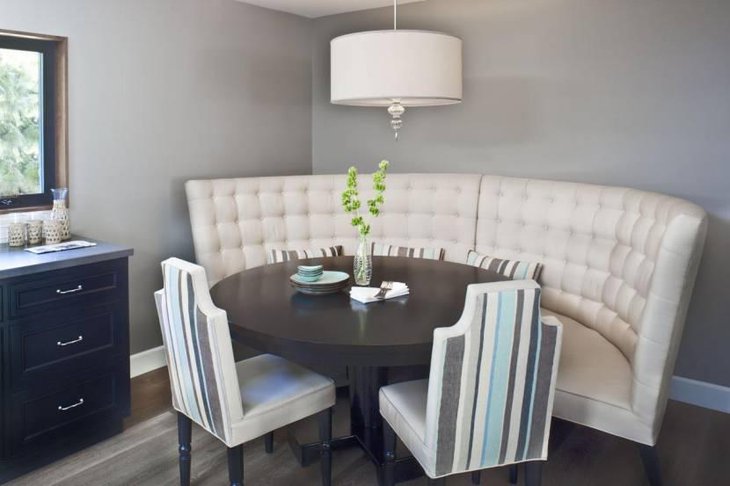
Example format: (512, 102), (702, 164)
(0, 237), (133, 279)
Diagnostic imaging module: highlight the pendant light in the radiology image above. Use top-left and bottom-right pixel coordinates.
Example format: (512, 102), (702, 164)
(330, 0), (463, 140)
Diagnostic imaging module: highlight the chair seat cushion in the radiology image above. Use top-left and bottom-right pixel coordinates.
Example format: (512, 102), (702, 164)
(230, 354), (336, 445)
(543, 309), (654, 444)
(379, 379), (438, 477)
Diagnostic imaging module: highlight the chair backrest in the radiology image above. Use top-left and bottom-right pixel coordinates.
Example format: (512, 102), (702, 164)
(154, 257), (244, 445)
(424, 280), (562, 477)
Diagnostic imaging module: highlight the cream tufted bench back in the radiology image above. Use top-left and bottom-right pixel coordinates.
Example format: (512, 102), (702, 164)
(186, 172), (707, 447)
(474, 175), (707, 434)
(185, 174), (481, 286)
(475, 175), (706, 358)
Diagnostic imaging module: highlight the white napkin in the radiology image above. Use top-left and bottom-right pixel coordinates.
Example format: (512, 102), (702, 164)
(350, 282), (410, 304)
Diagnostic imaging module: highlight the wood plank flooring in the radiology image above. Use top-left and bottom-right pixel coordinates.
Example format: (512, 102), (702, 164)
(8, 370), (730, 485)
(123, 367), (172, 429)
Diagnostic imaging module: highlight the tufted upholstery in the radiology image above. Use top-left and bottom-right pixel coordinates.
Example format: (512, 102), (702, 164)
(475, 176), (707, 444)
(186, 174), (481, 285)
(186, 173), (707, 447)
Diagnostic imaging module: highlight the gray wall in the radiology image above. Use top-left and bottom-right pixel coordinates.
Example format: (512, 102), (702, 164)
(312, 0), (730, 386)
(2, 0), (313, 353)
(3, 0), (728, 388)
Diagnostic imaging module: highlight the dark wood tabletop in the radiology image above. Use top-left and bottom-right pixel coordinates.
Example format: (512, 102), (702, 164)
(210, 256), (507, 367)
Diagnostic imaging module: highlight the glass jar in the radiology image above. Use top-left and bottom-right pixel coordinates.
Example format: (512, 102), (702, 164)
(50, 187), (71, 241)
(353, 235), (372, 286)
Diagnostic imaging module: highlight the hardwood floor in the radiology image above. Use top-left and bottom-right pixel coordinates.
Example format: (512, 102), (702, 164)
(8, 369), (730, 485)
(123, 367), (172, 429)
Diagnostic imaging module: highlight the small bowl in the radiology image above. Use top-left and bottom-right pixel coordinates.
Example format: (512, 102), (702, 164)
(297, 265), (324, 282)
(298, 264), (323, 274)
(297, 269), (323, 276)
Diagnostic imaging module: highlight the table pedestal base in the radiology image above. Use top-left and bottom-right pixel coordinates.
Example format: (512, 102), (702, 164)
(288, 366), (425, 484)
(289, 433), (423, 485)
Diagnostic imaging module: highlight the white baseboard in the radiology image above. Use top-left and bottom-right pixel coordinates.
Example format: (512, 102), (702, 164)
(670, 376), (730, 413)
(130, 345), (167, 378)
(128, 347), (729, 414)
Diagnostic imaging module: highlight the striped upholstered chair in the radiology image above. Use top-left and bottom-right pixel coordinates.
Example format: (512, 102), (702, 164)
(155, 258), (336, 486)
(379, 280), (562, 486)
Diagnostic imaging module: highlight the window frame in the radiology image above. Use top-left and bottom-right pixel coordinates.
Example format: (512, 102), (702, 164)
(0, 33), (63, 212)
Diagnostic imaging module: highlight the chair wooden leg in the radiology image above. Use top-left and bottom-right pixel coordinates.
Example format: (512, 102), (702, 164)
(227, 444), (244, 486)
(382, 420), (397, 486)
(264, 432), (274, 454)
(509, 464), (518, 484)
(471, 470), (481, 484)
(525, 461), (543, 486)
(319, 408), (333, 486)
(177, 413), (192, 486)
(638, 444), (663, 486)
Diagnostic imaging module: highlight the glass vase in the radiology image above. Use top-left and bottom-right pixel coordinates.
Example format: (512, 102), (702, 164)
(50, 187), (71, 241)
(354, 235), (373, 286)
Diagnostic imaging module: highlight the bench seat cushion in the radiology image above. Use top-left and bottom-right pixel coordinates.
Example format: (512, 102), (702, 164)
(544, 309), (632, 409)
(543, 309), (654, 444)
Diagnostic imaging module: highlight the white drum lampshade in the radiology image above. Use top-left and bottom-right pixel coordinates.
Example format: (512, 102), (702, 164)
(331, 30), (462, 138)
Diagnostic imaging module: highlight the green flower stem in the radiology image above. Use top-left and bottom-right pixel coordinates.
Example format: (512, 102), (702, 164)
(341, 160), (389, 238)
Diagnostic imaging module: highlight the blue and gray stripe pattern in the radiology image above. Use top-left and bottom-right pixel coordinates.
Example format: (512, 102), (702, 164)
(433, 285), (560, 476)
(466, 250), (543, 281)
(155, 259), (240, 444)
(267, 245), (343, 264)
(372, 243), (445, 260)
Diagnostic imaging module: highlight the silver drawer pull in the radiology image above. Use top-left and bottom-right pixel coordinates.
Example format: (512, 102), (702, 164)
(58, 398), (84, 411)
(56, 285), (83, 295)
(57, 335), (84, 347)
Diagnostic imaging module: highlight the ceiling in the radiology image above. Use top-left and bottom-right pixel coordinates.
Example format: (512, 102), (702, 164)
(236, 0), (426, 19)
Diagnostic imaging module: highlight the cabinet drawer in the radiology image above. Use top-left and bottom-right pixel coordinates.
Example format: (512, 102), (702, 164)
(8, 372), (124, 452)
(9, 306), (125, 388)
(8, 260), (126, 319)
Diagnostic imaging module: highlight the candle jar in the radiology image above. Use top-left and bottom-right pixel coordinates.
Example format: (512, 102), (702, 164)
(8, 222), (26, 247)
(27, 219), (43, 245)
(51, 188), (71, 241)
(44, 219), (63, 245)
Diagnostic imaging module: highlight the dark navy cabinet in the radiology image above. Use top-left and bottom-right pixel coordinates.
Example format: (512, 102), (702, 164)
(0, 240), (133, 483)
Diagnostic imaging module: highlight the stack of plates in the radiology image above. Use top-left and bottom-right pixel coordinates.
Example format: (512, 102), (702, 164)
(290, 271), (350, 296)
(296, 265), (324, 282)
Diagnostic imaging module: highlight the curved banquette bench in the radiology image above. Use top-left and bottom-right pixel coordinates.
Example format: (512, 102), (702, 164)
(185, 173), (707, 449)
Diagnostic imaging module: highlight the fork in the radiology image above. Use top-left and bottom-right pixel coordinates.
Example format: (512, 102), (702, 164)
(374, 281), (394, 300)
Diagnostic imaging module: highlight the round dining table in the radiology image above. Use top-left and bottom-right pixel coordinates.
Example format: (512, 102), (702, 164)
(210, 255), (505, 483)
